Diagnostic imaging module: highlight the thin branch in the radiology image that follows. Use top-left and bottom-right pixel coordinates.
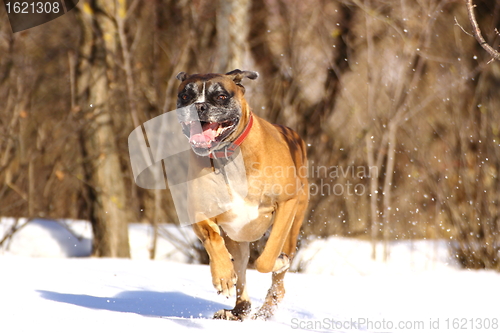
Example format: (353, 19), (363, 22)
(55, 219), (85, 241)
(0, 218), (31, 248)
(126, 0), (141, 19)
(454, 16), (473, 37)
(466, 0), (500, 61)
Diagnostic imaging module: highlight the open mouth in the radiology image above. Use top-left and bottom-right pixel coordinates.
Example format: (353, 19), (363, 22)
(182, 119), (238, 150)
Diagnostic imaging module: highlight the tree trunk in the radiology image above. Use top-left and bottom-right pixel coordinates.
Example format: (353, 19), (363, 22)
(216, 0), (250, 72)
(77, 0), (130, 258)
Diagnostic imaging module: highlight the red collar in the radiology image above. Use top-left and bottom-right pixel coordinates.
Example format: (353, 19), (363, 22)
(209, 112), (254, 159)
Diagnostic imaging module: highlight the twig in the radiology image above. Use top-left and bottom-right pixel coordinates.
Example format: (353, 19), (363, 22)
(0, 218), (31, 248)
(55, 219), (85, 241)
(126, 0), (140, 19)
(466, 0), (500, 62)
(454, 16), (473, 37)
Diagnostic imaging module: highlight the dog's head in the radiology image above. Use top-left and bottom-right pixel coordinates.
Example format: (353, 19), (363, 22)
(175, 69), (258, 156)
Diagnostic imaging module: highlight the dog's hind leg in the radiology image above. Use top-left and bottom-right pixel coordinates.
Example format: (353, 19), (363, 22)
(253, 270), (286, 320)
(213, 234), (251, 320)
(254, 189), (308, 320)
(253, 223), (300, 319)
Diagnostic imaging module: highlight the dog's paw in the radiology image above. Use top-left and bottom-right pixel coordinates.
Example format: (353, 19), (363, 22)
(211, 267), (237, 298)
(213, 309), (241, 321)
(253, 279), (284, 320)
(213, 301), (251, 321)
(252, 305), (275, 321)
(272, 253), (290, 274)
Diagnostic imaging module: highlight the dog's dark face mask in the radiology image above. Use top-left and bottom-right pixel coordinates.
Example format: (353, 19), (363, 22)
(175, 69), (258, 157)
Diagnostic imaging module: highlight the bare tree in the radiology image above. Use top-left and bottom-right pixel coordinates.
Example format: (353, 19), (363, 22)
(216, 0), (251, 72)
(1, 0), (499, 270)
(77, 0), (131, 258)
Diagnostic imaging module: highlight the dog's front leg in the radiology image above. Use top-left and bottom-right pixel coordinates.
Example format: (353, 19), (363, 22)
(193, 220), (237, 298)
(254, 198), (298, 274)
(213, 235), (251, 320)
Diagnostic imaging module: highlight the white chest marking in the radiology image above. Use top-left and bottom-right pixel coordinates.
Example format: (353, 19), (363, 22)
(220, 194), (259, 238)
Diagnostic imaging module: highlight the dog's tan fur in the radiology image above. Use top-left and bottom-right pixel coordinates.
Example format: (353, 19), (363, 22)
(178, 72), (309, 320)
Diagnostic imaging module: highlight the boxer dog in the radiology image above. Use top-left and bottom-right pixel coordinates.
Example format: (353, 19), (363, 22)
(175, 69), (309, 320)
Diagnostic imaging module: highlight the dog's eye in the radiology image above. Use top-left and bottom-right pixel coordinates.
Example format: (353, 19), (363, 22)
(180, 93), (189, 101)
(217, 94), (228, 101)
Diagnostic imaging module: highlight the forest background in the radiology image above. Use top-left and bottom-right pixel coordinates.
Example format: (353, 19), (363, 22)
(0, 0), (499, 270)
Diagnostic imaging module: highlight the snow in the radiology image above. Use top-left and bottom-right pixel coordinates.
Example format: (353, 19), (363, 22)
(0, 218), (197, 262)
(1, 218), (499, 333)
(292, 236), (460, 276)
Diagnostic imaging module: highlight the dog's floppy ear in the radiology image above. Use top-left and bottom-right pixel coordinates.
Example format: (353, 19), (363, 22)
(176, 72), (189, 82)
(225, 69), (259, 93)
(225, 69), (259, 84)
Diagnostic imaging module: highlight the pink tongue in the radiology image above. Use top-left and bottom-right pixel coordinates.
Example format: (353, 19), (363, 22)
(189, 122), (219, 144)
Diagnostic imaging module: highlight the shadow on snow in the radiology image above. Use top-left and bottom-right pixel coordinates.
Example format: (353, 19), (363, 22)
(37, 290), (228, 319)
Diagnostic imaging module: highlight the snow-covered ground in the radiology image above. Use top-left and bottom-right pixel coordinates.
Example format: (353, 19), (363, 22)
(1, 218), (499, 332)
